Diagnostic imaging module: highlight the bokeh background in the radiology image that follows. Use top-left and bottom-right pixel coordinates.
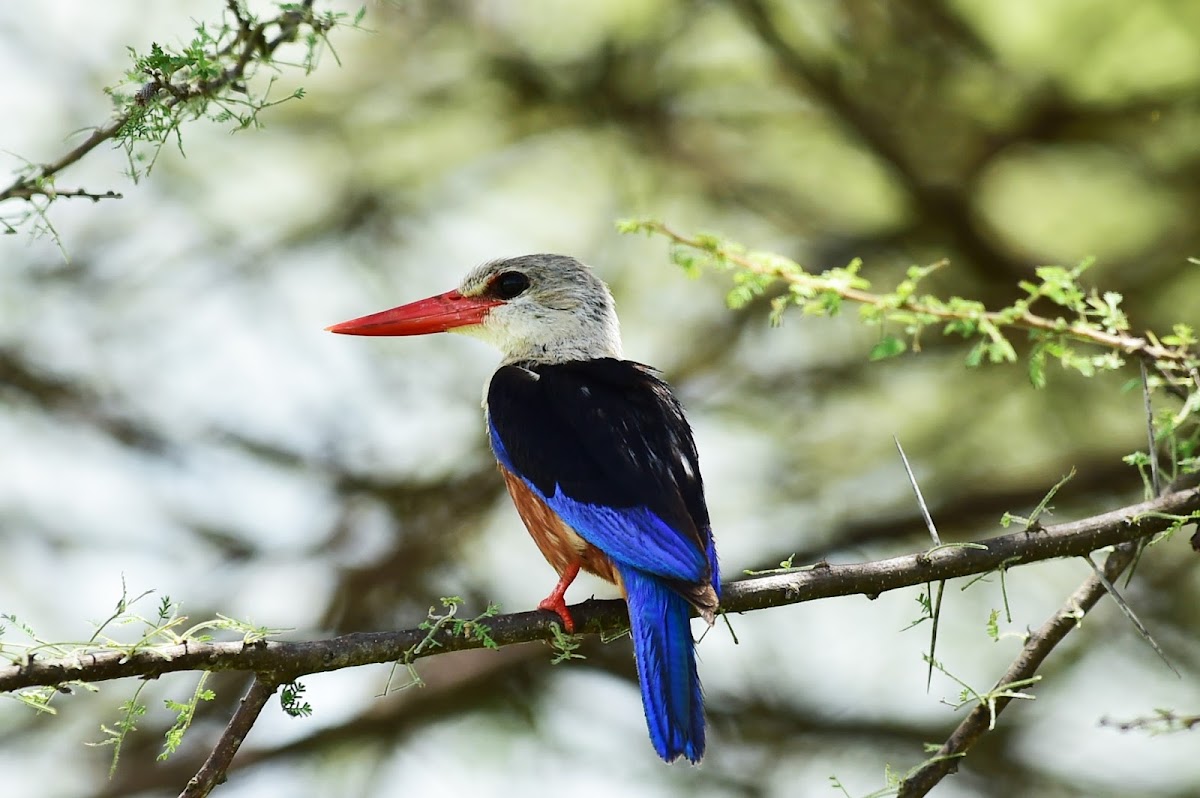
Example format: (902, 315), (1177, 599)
(2, 1), (1200, 796)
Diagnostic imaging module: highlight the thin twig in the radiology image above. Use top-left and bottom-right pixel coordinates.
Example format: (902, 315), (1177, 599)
(1100, 709), (1200, 733)
(648, 221), (1197, 371)
(179, 677), (278, 798)
(2, 187), (123, 202)
(1125, 365), (1162, 585)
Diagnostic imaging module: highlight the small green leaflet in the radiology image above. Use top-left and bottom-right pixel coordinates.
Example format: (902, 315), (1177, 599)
(869, 334), (907, 361)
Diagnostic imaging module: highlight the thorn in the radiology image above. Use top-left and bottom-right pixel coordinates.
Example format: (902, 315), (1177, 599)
(893, 438), (947, 691)
(927, 581), (945, 692)
(1141, 362), (1161, 498)
(895, 435), (940, 545)
(720, 612), (739, 645)
(1084, 554), (1178, 677)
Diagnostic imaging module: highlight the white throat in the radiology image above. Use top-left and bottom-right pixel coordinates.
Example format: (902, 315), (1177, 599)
(458, 311), (623, 365)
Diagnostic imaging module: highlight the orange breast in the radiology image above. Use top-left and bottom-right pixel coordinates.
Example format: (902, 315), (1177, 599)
(500, 466), (620, 587)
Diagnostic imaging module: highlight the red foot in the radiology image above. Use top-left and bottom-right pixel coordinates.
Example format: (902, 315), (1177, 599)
(538, 562), (581, 633)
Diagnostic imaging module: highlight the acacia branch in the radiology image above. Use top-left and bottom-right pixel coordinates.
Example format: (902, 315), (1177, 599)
(0, 0), (323, 207)
(644, 221), (1195, 369)
(2, 187), (123, 202)
(3, 486), (1197, 693)
(898, 542), (1140, 797)
(179, 677), (278, 798)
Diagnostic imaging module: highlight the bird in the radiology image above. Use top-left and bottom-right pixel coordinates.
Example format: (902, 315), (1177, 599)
(327, 254), (720, 763)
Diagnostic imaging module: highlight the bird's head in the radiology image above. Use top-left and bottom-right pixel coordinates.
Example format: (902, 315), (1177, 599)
(327, 254), (622, 364)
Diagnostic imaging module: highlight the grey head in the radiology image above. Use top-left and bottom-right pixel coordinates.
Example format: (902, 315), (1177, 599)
(455, 254), (623, 365)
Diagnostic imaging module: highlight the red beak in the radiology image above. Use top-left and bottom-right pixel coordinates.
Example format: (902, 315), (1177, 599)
(325, 290), (502, 336)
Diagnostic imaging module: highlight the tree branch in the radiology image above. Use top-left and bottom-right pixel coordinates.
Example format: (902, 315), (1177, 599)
(4, 486), (1197, 693)
(642, 221), (1197, 370)
(1, 187), (122, 202)
(897, 542), (1140, 797)
(179, 677), (278, 798)
(0, 0), (324, 207)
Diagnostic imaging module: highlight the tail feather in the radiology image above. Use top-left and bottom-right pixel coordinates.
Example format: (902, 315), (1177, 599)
(618, 565), (705, 763)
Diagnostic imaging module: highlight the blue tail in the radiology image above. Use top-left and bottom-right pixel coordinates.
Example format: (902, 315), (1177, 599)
(617, 565), (705, 763)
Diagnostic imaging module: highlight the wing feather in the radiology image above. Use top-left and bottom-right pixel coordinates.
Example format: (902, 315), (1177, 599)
(487, 359), (715, 591)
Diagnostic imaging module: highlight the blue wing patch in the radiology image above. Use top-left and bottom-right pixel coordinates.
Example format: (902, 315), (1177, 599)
(544, 493), (709, 583)
(490, 420), (708, 583)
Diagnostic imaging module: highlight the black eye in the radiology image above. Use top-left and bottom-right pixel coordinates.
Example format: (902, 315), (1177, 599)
(492, 271), (530, 300)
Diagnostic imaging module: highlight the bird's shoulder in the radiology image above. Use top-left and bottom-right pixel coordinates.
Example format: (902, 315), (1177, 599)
(488, 358), (684, 437)
(487, 358), (706, 519)
(493, 356), (658, 383)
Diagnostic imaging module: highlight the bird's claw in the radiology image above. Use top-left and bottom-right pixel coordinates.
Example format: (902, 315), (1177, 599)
(538, 594), (576, 633)
(538, 562), (581, 633)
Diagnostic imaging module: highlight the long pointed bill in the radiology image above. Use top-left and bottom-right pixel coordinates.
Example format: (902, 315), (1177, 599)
(325, 290), (502, 336)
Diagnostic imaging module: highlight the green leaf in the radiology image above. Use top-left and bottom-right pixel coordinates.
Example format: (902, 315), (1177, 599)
(1028, 342), (1047, 389)
(1162, 323), (1196, 347)
(869, 335), (907, 361)
(159, 674), (215, 760)
(280, 681), (314, 718)
(965, 341), (986, 368)
(614, 218), (653, 235)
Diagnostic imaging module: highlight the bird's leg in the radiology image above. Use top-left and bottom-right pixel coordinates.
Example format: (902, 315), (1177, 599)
(538, 562), (581, 633)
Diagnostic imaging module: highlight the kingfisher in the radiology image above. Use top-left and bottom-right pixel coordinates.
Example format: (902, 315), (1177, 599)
(327, 255), (720, 763)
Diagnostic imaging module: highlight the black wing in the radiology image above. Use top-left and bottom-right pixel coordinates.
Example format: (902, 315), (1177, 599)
(487, 359), (713, 585)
